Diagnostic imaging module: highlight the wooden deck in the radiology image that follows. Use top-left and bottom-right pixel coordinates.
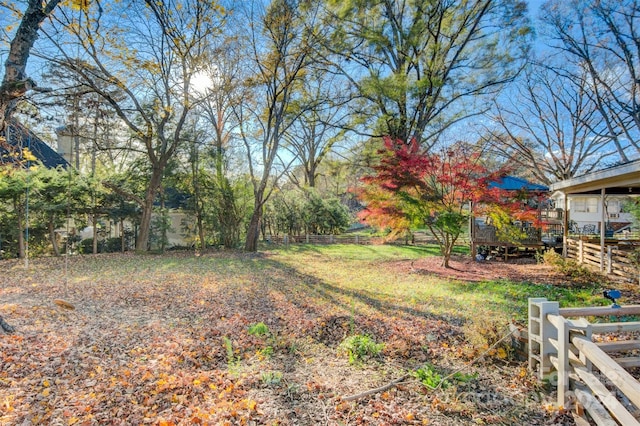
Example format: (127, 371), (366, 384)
(471, 224), (547, 260)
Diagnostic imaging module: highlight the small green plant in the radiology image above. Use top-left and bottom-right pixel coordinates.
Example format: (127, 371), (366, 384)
(338, 334), (384, 364)
(260, 370), (283, 386)
(257, 345), (274, 359)
(248, 322), (270, 337)
(222, 336), (238, 368)
(413, 364), (448, 389)
(451, 371), (478, 383)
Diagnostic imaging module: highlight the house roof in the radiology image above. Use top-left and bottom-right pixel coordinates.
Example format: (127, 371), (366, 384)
(489, 175), (548, 192)
(549, 159), (640, 195)
(1, 120), (69, 169)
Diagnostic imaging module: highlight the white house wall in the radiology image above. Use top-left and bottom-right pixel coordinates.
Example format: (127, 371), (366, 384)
(551, 192), (635, 231)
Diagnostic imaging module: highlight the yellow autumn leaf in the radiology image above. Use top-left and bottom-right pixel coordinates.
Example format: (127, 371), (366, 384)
(43, 379), (50, 387)
(42, 388), (50, 397)
(70, 0), (90, 11)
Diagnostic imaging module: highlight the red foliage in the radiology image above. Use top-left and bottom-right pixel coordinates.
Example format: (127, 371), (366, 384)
(358, 137), (510, 233)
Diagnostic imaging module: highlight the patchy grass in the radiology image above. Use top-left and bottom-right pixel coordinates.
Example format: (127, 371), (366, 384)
(0, 246), (589, 425)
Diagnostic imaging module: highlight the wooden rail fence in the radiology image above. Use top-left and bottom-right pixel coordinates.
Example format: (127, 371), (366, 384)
(529, 298), (640, 425)
(266, 232), (470, 246)
(566, 238), (639, 283)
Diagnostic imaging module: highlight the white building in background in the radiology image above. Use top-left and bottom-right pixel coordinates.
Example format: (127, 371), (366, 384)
(549, 192), (636, 234)
(55, 125), (79, 168)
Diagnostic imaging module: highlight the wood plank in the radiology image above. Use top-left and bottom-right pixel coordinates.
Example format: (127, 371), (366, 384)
(590, 323), (640, 333)
(614, 357), (640, 369)
(572, 385), (619, 426)
(559, 306), (640, 318)
(572, 366), (640, 426)
(572, 334), (640, 410)
(596, 340), (640, 353)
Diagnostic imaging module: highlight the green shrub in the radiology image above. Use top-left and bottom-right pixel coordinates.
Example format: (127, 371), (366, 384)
(338, 334), (384, 364)
(413, 364), (448, 389)
(542, 249), (564, 267)
(248, 322), (270, 337)
(413, 364), (477, 390)
(222, 336), (238, 368)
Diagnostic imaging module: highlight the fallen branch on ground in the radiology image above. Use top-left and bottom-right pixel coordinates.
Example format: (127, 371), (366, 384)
(341, 326), (517, 401)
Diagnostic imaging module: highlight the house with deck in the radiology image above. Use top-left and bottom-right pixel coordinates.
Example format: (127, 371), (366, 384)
(549, 159), (640, 281)
(470, 175), (553, 260)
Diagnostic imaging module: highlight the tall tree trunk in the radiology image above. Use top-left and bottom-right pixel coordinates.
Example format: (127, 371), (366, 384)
(121, 218), (126, 252)
(15, 198), (25, 259)
(92, 214), (98, 254)
(136, 168), (163, 252)
(245, 186), (266, 252)
(197, 212), (205, 251)
(49, 219), (60, 256)
(0, 0), (62, 133)
(244, 208), (261, 252)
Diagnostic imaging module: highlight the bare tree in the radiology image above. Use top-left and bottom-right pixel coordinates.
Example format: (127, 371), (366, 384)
(39, 0), (226, 251)
(237, 0), (316, 252)
(283, 70), (350, 188)
(541, 0), (640, 161)
(485, 63), (616, 184)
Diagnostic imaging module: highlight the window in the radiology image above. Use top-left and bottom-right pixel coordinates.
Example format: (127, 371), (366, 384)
(572, 197), (598, 213)
(606, 200), (620, 214)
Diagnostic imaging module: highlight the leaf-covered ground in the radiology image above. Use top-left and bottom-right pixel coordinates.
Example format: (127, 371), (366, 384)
(0, 247), (596, 425)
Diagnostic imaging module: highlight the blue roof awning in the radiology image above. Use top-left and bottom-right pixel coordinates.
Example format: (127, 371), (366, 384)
(489, 175), (548, 191)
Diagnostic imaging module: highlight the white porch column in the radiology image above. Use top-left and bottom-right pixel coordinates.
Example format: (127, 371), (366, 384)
(600, 188), (606, 271)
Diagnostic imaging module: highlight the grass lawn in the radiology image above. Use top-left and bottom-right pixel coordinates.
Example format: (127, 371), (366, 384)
(0, 245), (604, 425)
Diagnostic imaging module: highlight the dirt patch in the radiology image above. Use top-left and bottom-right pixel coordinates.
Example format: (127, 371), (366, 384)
(394, 255), (570, 285)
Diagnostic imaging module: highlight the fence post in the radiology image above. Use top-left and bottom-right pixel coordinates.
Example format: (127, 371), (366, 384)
(355, 235), (359, 244)
(557, 315), (569, 408)
(606, 246), (614, 274)
(575, 318), (592, 372)
(578, 239), (584, 264)
(330, 234), (334, 244)
(528, 298), (559, 380)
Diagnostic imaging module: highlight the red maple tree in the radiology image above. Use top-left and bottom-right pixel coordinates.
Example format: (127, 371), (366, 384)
(358, 137), (534, 267)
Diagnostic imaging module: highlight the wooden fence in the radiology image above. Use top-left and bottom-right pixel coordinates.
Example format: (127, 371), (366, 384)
(529, 298), (640, 425)
(268, 234), (378, 245)
(566, 238), (639, 283)
(266, 232), (470, 246)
